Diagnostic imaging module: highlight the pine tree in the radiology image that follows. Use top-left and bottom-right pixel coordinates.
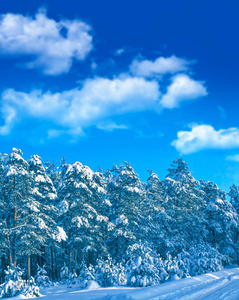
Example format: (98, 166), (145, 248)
(0, 264), (25, 298)
(35, 265), (51, 287)
(58, 162), (108, 271)
(78, 262), (95, 288)
(44, 160), (60, 191)
(126, 242), (161, 287)
(0, 148), (35, 267)
(106, 162), (144, 260)
(200, 180), (239, 263)
(143, 170), (169, 257)
(0, 149), (62, 280)
(161, 158), (206, 255)
(28, 154), (61, 280)
(228, 184), (239, 214)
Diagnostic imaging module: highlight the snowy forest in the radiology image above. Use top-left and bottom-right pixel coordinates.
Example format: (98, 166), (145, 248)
(0, 147), (239, 297)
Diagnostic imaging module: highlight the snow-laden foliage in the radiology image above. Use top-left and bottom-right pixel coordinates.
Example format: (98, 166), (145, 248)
(60, 263), (69, 283)
(163, 253), (189, 281)
(126, 242), (161, 287)
(179, 244), (226, 276)
(67, 270), (77, 288)
(0, 148), (239, 289)
(95, 256), (126, 287)
(35, 265), (51, 287)
(22, 276), (40, 298)
(106, 163), (144, 261)
(0, 264), (24, 298)
(78, 262), (95, 288)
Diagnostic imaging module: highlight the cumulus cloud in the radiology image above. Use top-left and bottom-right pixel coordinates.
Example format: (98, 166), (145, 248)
(0, 76), (160, 137)
(0, 9), (93, 75)
(160, 74), (207, 109)
(130, 55), (190, 77)
(172, 124), (239, 154)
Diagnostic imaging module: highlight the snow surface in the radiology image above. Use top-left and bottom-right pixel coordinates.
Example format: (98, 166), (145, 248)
(36, 267), (239, 300)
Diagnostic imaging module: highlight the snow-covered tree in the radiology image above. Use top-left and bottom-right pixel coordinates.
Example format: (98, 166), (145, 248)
(126, 242), (161, 287)
(228, 184), (239, 214)
(78, 262), (95, 288)
(200, 180), (239, 263)
(44, 160), (60, 191)
(67, 269), (77, 288)
(35, 265), (51, 287)
(143, 170), (169, 256)
(0, 264), (25, 298)
(0, 149), (63, 280)
(0, 148), (37, 268)
(23, 276), (40, 298)
(95, 255), (126, 287)
(58, 162), (108, 271)
(164, 253), (189, 281)
(179, 244), (225, 276)
(160, 158), (206, 255)
(28, 154), (62, 280)
(60, 263), (69, 283)
(106, 163), (144, 260)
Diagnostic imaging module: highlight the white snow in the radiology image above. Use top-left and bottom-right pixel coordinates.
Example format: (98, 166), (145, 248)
(52, 226), (67, 242)
(37, 267), (239, 300)
(35, 175), (47, 183)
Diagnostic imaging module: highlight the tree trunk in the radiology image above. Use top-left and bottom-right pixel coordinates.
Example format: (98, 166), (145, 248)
(4, 219), (13, 264)
(28, 255), (31, 280)
(69, 251), (72, 273)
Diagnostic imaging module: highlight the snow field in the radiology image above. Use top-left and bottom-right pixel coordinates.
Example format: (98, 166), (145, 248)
(34, 268), (239, 300)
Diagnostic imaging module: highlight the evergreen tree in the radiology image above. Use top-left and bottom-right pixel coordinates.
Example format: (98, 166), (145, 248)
(228, 184), (239, 214)
(161, 158), (206, 255)
(143, 170), (169, 256)
(0, 149), (61, 279)
(35, 265), (51, 287)
(28, 154), (61, 280)
(106, 162), (144, 260)
(44, 160), (60, 191)
(78, 262), (95, 288)
(126, 242), (161, 287)
(200, 180), (239, 262)
(58, 162), (108, 271)
(0, 264), (25, 298)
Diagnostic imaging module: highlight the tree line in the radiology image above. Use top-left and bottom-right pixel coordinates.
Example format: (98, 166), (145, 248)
(0, 148), (238, 283)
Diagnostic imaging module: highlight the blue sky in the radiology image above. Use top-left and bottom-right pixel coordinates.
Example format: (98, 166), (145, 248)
(0, 0), (239, 191)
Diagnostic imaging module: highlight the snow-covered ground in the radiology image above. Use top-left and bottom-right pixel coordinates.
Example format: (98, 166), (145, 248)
(34, 267), (239, 300)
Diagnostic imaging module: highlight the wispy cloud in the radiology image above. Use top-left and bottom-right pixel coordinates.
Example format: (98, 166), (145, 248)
(160, 74), (207, 109)
(130, 55), (190, 77)
(97, 121), (128, 132)
(0, 9), (93, 75)
(226, 154), (239, 162)
(172, 124), (239, 154)
(218, 105), (226, 119)
(115, 48), (125, 56)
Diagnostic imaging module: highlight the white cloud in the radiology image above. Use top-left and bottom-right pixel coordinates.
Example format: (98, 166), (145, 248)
(130, 55), (190, 77)
(226, 154), (239, 162)
(160, 74), (207, 109)
(172, 124), (239, 154)
(0, 76), (160, 137)
(0, 9), (93, 75)
(115, 48), (125, 56)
